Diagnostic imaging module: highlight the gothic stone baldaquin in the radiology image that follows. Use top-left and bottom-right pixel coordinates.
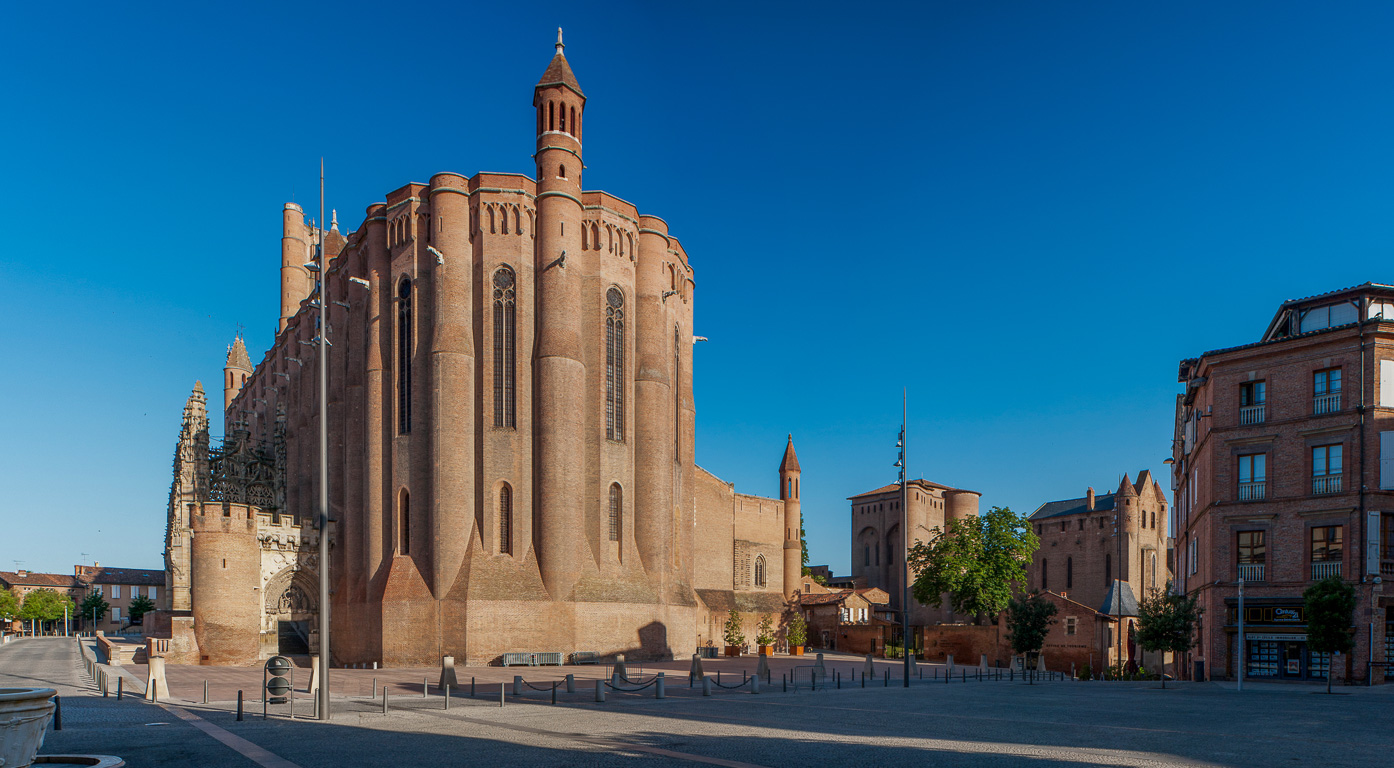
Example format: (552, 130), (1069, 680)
(162, 35), (800, 666)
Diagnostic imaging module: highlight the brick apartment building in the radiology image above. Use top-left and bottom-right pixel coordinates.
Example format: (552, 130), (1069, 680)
(1173, 283), (1394, 683)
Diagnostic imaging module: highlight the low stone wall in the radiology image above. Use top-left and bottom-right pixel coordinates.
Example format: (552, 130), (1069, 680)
(95, 633), (118, 665)
(922, 625), (1001, 666)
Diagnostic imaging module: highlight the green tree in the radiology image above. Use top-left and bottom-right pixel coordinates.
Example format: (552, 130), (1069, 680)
(755, 614), (776, 646)
(786, 612), (808, 648)
(0, 588), (18, 624)
(1005, 591), (1057, 683)
(19, 589), (75, 633)
(128, 594), (156, 625)
(722, 609), (744, 647)
(80, 590), (109, 631)
(908, 506), (1038, 622)
(1135, 583), (1202, 688)
(1304, 576), (1356, 693)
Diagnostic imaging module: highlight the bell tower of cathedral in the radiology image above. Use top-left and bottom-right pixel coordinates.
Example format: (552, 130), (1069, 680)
(780, 435), (802, 598)
(224, 334), (252, 412)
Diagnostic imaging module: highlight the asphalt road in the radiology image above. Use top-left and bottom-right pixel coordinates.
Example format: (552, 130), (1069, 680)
(4, 637), (1391, 768)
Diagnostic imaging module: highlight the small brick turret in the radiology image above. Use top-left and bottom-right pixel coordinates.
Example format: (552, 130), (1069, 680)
(223, 335), (252, 412)
(780, 435), (802, 598)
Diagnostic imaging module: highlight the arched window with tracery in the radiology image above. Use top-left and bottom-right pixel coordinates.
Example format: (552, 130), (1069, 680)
(498, 484), (513, 555)
(608, 484), (622, 542)
(397, 277), (412, 434)
(605, 287), (625, 441)
(493, 266), (516, 428)
(755, 555), (766, 587)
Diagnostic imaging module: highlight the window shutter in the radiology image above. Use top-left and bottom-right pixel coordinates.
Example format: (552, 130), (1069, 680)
(1382, 362), (1394, 408)
(1382, 432), (1394, 489)
(1369, 510), (1382, 575)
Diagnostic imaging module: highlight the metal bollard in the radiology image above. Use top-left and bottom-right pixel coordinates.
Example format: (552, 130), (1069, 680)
(837, 671), (841, 689)
(750, 674), (758, 695)
(551, 684), (557, 705)
(500, 682), (505, 708)
(862, 670), (866, 688)
(117, 676), (123, 700)
(382, 688), (388, 715)
(783, 674), (787, 693)
(566, 673), (575, 693)
(656, 673), (666, 699)
(472, 676), (476, 697)
(424, 677), (429, 698)
(203, 680), (209, 704)
(595, 679), (606, 703)
(444, 684), (450, 710)
(53, 695), (62, 731)
(513, 676), (523, 696)
(372, 677), (378, 698)
(237, 690), (244, 721)
(702, 675), (711, 696)
(962, 669), (966, 682)
(101, 670), (108, 698)
(884, 669), (888, 687)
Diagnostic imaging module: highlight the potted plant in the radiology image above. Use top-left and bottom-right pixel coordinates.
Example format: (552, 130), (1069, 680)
(755, 614), (775, 656)
(786, 613), (807, 656)
(723, 609), (744, 656)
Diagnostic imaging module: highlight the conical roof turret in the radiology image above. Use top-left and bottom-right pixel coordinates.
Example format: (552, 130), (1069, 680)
(1116, 473), (1138, 497)
(225, 335), (252, 371)
(779, 434), (801, 473)
(536, 27), (584, 98)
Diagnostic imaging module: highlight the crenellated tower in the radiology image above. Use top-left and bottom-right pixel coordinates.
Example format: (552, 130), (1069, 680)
(780, 435), (802, 598)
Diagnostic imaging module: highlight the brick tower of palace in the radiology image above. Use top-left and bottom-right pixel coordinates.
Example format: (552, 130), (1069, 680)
(160, 32), (802, 666)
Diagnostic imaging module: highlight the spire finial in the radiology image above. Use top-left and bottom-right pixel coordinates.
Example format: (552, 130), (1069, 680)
(556, 27), (564, 54)
(331, 209), (338, 231)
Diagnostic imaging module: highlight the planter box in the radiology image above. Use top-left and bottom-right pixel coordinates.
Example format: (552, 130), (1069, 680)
(790, 646), (804, 656)
(724, 646), (740, 657)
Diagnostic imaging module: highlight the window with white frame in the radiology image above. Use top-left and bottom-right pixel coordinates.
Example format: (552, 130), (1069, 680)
(112, 585), (121, 599)
(111, 607), (121, 621)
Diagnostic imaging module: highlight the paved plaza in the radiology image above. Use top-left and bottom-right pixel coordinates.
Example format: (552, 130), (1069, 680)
(3, 637), (1392, 767)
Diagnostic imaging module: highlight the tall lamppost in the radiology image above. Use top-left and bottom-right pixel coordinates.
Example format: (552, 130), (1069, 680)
(895, 390), (910, 688)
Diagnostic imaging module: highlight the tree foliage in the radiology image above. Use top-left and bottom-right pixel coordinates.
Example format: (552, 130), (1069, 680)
(19, 589), (75, 623)
(786, 612), (807, 647)
(80, 590), (109, 626)
(722, 609), (744, 646)
(755, 614), (776, 646)
(908, 506), (1038, 621)
(128, 594), (156, 624)
(1135, 583), (1202, 688)
(0, 588), (18, 622)
(1005, 591), (1058, 658)
(1304, 576), (1355, 692)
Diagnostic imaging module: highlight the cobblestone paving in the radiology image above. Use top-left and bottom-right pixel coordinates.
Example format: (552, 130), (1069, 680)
(5, 638), (1392, 767)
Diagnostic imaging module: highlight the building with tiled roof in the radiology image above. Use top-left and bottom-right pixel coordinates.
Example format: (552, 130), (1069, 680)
(848, 477), (981, 631)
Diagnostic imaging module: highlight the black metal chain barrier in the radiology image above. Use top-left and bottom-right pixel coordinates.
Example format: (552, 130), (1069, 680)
(605, 677), (661, 692)
(710, 676), (753, 690)
(521, 679), (561, 692)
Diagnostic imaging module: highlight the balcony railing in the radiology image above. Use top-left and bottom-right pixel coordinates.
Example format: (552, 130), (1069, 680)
(1239, 404), (1266, 425)
(1237, 563), (1265, 582)
(1238, 481), (1266, 501)
(1312, 560), (1342, 580)
(1312, 474), (1343, 495)
(1381, 560), (1394, 577)
(1313, 392), (1341, 415)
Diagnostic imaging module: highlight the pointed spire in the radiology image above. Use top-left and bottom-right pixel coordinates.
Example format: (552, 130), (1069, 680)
(536, 27), (584, 98)
(1116, 473), (1138, 497)
(779, 434), (801, 473)
(330, 209), (338, 231)
(193, 380), (204, 394)
(225, 334), (252, 372)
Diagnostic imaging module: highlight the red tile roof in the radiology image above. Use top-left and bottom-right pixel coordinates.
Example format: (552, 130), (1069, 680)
(0, 571), (81, 589)
(73, 566), (164, 586)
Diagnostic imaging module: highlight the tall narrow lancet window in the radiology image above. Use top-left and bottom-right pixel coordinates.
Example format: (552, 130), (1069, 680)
(605, 287), (625, 441)
(499, 484), (513, 555)
(674, 327), (682, 460)
(397, 277), (413, 434)
(399, 489), (410, 555)
(755, 555), (767, 587)
(493, 267), (517, 428)
(608, 484), (622, 542)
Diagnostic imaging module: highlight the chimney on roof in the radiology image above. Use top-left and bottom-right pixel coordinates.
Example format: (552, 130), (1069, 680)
(16, 569), (27, 577)
(1086, 487), (1095, 511)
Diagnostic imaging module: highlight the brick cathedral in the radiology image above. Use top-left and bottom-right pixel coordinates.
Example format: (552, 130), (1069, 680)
(158, 33), (801, 666)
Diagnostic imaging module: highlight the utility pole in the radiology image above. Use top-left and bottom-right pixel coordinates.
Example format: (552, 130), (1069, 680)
(316, 159), (331, 721)
(1237, 577), (1245, 692)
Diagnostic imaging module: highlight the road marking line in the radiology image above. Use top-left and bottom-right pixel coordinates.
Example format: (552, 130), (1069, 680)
(159, 704), (303, 768)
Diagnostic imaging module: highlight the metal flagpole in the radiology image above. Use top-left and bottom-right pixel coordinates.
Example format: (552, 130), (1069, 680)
(317, 158), (331, 720)
(900, 389), (910, 688)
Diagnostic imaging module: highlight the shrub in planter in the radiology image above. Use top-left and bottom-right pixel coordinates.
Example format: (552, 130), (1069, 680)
(786, 613), (807, 655)
(755, 614), (775, 655)
(723, 610), (744, 655)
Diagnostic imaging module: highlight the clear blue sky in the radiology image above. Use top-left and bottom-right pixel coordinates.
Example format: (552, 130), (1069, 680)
(4, 1), (1394, 576)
